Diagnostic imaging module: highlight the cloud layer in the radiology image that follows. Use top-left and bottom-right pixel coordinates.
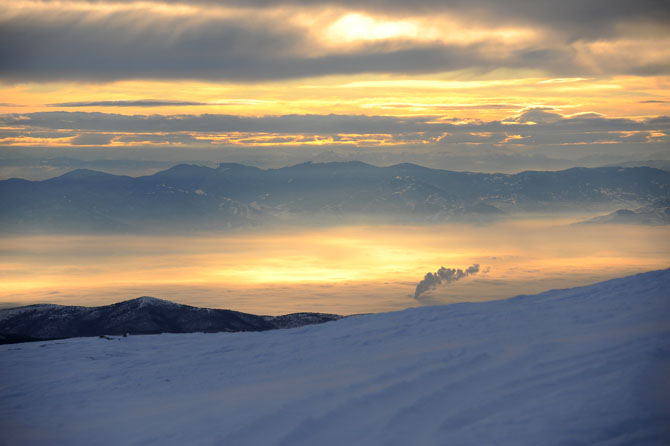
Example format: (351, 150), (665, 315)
(2, 108), (667, 175)
(1, 0), (668, 82)
(2, 109), (667, 148)
(49, 100), (211, 107)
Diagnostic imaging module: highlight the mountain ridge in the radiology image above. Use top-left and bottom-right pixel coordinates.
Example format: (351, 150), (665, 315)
(1, 161), (668, 232)
(0, 296), (343, 343)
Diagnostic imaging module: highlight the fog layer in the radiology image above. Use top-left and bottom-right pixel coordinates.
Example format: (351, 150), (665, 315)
(2, 220), (667, 314)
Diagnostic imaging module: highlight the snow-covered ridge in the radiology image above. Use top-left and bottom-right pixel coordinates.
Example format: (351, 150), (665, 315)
(131, 296), (180, 308)
(0, 303), (65, 322)
(1, 269), (668, 445)
(0, 297), (342, 341)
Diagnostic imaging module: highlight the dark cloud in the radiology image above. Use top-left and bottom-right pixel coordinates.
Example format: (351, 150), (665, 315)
(1, 1), (668, 82)
(0, 13), (512, 82)
(114, 134), (199, 144)
(1, 130), (77, 139)
(70, 133), (114, 146)
(27, 0), (670, 31)
(0, 111), (435, 133)
(629, 62), (670, 77)
(645, 116), (670, 125)
(0, 108), (667, 173)
(0, 11), (304, 82)
(2, 110), (668, 147)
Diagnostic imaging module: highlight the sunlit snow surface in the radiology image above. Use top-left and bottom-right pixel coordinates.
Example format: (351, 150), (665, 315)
(2, 270), (669, 445)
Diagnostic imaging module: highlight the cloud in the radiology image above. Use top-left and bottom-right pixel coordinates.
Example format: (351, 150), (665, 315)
(1, 1), (668, 82)
(114, 134), (199, 145)
(23, 1), (668, 31)
(70, 133), (113, 146)
(413, 264), (481, 300)
(49, 100), (210, 107)
(48, 100), (268, 107)
(0, 17), (505, 82)
(364, 103), (520, 111)
(0, 8), (305, 82)
(0, 112), (434, 134)
(538, 78), (591, 84)
(1, 110), (668, 150)
(506, 107), (565, 124)
(0, 108), (666, 173)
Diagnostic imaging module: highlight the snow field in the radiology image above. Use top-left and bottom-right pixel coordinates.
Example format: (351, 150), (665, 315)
(1, 269), (669, 445)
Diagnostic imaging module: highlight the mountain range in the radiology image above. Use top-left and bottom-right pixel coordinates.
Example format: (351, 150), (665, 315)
(0, 296), (342, 343)
(581, 197), (670, 225)
(1, 161), (669, 232)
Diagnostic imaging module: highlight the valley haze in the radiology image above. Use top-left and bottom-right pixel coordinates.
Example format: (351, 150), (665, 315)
(1, 162), (668, 314)
(2, 161), (669, 233)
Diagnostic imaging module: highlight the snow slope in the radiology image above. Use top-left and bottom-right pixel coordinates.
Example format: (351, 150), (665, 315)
(1, 269), (669, 445)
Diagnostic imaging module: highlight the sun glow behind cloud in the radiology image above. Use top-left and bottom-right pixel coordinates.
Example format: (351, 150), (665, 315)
(326, 13), (423, 42)
(322, 11), (539, 49)
(1, 0), (668, 120)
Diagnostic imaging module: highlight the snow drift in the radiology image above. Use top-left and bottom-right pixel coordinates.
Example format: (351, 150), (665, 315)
(1, 269), (669, 445)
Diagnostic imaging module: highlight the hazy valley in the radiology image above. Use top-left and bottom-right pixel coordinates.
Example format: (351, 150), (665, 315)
(2, 162), (668, 233)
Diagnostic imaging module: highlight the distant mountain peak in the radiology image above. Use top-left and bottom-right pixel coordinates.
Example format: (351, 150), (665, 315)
(59, 168), (98, 176)
(127, 296), (179, 308)
(287, 160), (372, 169)
(157, 164), (213, 174)
(54, 169), (123, 181)
(216, 163), (263, 172)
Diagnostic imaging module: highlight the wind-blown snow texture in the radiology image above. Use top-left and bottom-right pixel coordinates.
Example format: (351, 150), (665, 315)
(1, 269), (669, 445)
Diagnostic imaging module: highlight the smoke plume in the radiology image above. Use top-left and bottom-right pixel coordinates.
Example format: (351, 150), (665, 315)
(413, 264), (480, 300)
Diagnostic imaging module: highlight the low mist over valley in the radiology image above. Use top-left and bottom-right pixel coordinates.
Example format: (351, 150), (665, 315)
(1, 161), (667, 314)
(2, 161), (668, 233)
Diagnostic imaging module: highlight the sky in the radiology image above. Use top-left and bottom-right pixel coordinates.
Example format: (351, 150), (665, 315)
(1, 0), (669, 312)
(0, 0), (669, 176)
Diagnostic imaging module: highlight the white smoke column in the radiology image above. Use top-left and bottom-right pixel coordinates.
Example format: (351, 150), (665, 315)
(413, 264), (480, 299)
